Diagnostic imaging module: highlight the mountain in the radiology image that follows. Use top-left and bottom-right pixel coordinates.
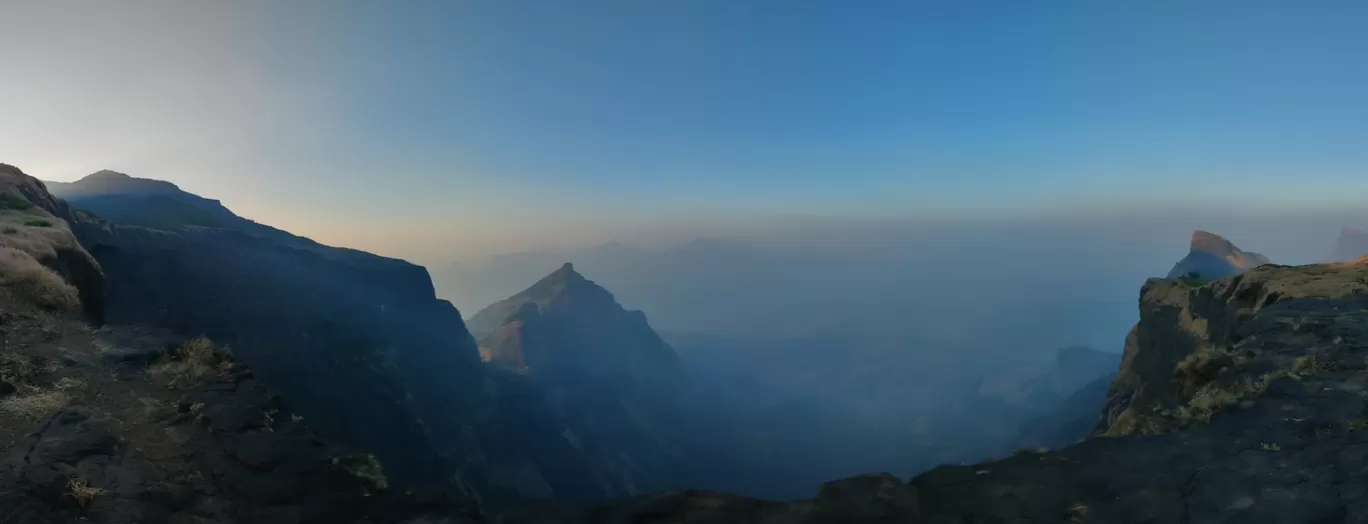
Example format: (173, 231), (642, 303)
(13, 161), (1368, 521)
(41, 169), (667, 504)
(1014, 346), (1119, 410)
(1326, 227), (1368, 262)
(0, 165), (481, 522)
(1165, 229), (1271, 280)
(468, 263), (692, 497)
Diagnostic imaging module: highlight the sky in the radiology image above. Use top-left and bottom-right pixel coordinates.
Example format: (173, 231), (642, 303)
(1, 1), (1366, 263)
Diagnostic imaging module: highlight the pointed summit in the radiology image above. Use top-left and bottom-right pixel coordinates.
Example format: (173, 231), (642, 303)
(1189, 230), (1239, 256)
(1166, 230), (1270, 280)
(1326, 227), (1368, 263)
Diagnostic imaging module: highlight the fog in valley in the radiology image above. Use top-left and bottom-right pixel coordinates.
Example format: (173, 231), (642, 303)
(436, 211), (1368, 498)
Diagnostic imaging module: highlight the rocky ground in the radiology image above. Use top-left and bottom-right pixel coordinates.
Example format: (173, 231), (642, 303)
(0, 312), (479, 524)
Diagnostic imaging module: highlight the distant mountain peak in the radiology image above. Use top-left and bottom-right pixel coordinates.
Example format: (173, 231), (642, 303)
(86, 169), (132, 179)
(1189, 230), (1238, 256)
(1166, 230), (1269, 280)
(1327, 227), (1368, 262)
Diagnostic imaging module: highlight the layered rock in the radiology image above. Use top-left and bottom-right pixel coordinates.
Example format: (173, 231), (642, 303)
(1166, 230), (1270, 280)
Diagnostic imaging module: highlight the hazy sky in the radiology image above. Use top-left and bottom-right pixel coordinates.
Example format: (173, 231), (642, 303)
(2, 1), (1366, 263)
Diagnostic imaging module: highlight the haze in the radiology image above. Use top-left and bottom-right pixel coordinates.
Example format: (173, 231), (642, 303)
(4, 0), (1368, 500)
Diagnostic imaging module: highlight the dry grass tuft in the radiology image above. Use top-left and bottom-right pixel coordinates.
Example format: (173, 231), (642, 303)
(0, 352), (38, 384)
(52, 377), (86, 391)
(149, 337), (230, 388)
(67, 478), (104, 507)
(1174, 345), (1238, 395)
(1, 390), (70, 420)
(0, 246), (78, 310)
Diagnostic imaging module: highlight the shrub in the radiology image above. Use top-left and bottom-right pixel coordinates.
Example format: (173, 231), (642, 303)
(23, 219), (52, 228)
(67, 478), (104, 507)
(0, 247), (79, 310)
(0, 353), (37, 384)
(149, 337), (231, 388)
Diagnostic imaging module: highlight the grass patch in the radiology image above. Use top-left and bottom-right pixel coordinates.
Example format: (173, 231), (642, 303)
(0, 246), (79, 310)
(148, 337), (231, 388)
(1174, 345), (1240, 395)
(22, 219), (52, 228)
(1260, 442), (1281, 452)
(1, 390), (70, 420)
(0, 192), (35, 211)
(1171, 370), (1295, 425)
(331, 453), (389, 492)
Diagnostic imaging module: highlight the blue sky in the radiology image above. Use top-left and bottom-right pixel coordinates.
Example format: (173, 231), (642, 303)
(2, 1), (1366, 260)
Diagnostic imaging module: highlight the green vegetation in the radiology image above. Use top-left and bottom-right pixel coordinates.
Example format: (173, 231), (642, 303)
(22, 219), (52, 228)
(331, 453), (389, 492)
(1177, 271), (1211, 287)
(0, 192), (34, 211)
(1260, 442), (1281, 452)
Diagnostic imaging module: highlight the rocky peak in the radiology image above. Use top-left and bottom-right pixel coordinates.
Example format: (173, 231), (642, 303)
(1165, 229), (1270, 280)
(1189, 229), (1238, 256)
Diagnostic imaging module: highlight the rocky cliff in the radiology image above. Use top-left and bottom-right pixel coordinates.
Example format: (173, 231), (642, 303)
(44, 169), (676, 504)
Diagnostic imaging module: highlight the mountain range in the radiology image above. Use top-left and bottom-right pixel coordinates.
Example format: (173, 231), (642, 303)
(7, 164), (1368, 521)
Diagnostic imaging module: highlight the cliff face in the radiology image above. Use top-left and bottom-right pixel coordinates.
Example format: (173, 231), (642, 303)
(45, 170), (687, 504)
(46, 171), (529, 501)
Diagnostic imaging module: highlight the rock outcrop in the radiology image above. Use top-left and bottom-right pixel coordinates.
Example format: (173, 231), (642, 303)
(1326, 227), (1368, 263)
(1166, 230), (1270, 280)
